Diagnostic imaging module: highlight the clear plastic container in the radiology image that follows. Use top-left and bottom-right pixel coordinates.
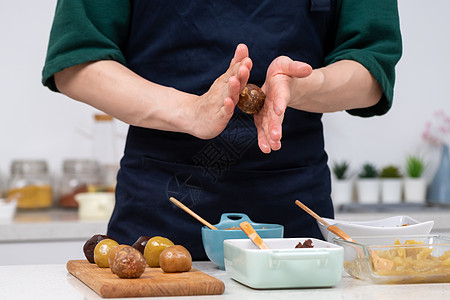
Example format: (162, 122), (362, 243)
(7, 160), (53, 209)
(334, 235), (450, 284)
(59, 159), (101, 208)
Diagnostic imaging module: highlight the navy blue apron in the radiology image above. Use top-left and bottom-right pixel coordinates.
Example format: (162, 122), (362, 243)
(108, 0), (336, 260)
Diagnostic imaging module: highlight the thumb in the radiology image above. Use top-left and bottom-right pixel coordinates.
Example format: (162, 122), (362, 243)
(270, 56), (312, 78)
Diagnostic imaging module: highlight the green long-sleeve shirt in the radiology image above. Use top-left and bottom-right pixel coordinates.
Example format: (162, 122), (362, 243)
(42, 0), (402, 117)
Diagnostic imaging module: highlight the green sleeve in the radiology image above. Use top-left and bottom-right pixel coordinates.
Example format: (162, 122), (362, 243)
(324, 0), (402, 117)
(42, 0), (131, 92)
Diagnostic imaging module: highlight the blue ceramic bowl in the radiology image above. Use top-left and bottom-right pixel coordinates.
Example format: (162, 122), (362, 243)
(201, 213), (284, 269)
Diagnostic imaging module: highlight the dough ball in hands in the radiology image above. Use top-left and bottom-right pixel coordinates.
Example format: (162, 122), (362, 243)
(237, 84), (265, 114)
(159, 245), (192, 273)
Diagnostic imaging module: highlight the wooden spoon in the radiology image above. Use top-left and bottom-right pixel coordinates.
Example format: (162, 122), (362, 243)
(294, 200), (393, 271)
(169, 197), (218, 230)
(239, 221), (270, 249)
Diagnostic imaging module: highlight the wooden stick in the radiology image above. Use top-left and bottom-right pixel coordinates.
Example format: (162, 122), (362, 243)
(239, 221), (269, 249)
(294, 200), (331, 226)
(295, 200), (355, 241)
(169, 197), (218, 230)
(294, 200), (393, 271)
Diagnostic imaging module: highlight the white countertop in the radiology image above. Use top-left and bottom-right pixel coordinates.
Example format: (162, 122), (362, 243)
(1, 261), (450, 300)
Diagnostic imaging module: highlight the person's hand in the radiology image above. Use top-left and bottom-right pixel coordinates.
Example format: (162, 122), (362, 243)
(254, 56), (312, 153)
(188, 44), (252, 139)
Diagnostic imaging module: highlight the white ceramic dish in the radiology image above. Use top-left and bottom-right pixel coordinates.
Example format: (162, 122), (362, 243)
(319, 216), (434, 243)
(224, 238), (343, 289)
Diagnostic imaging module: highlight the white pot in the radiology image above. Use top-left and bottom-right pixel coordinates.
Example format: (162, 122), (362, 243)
(331, 179), (354, 209)
(356, 178), (380, 204)
(403, 177), (427, 203)
(381, 178), (403, 204)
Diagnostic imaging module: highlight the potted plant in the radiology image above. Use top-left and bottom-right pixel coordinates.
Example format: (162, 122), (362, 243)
(380, 165), (403, 204)
(404, 155), (427, 203)
(330, 160), (353, 209)
(356, 163), (380, 204)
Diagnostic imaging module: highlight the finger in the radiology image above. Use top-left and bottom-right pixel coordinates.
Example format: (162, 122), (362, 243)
(271, 89), (289, 116)
(272, 56), (312, 78)
(237, 60), (252, 92)
(257, 125), (272, 154)
(230, 44), (249, 66)
(264, 105), (283, 151)
(254, 113), (272, 154)
(269, 139), (282, 151)
(268, 115), (282, 142)
(224, 56), (251, 87)
(227, 75), (241, 106)
(222, 97), (236, 116)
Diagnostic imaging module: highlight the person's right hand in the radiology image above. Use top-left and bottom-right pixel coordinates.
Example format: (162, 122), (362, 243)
(254, 56), (312, 153)
(186, 44), (252, 139)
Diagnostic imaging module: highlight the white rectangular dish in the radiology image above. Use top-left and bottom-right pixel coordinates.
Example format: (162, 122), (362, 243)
(223, 238), (343, 289)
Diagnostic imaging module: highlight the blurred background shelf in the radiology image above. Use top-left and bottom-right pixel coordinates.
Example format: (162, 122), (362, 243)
(0, 206), (449, 265)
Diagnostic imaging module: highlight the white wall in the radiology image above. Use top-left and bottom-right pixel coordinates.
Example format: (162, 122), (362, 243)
(323, 0), (449, 181)
(0, 0), (128, 192)
(0, 0), (448, 192)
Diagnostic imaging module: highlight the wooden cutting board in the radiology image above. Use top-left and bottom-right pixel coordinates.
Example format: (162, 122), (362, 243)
(67, 260), (225, 298)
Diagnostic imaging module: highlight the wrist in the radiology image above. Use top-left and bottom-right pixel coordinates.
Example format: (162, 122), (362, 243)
(289, 69), (324, 111)
(132, 85), (196, 135)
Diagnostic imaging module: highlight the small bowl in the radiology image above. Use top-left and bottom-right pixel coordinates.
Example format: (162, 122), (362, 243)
(201, 213), (283, 269)
(74, 192), (115, 220)
(333, 235), (450, 284)
(0, 198), (17, 222)
(318, 216), (434, 242)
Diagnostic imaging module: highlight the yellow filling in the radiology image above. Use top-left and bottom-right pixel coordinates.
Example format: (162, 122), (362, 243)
(374, 239), (450, 277)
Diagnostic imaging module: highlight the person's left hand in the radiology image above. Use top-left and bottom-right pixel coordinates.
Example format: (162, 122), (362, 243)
(254, 56), (312, 153)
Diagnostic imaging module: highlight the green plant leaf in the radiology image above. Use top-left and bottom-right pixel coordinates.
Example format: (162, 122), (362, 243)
(358, 163), (378, 178)
(380, 165), (402, 178)
(406, 155), (425, 178)
(332, 161), (350, 180)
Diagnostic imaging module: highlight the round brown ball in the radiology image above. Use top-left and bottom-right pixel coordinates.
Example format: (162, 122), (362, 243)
(237, 84), (265, 114)
(83, 234), (112, 263)
(108, 244), (129, 273)
(159, 245), (192, 273)
(94, 239), (119, 268)
(112, 246), (147, 278)
(132, 236), (151, 254)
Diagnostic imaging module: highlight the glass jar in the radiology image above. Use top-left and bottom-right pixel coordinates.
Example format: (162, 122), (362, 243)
(59, 159), (101, 208)
(92, 114), (119, 191)
(7, 160), (53, 209)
